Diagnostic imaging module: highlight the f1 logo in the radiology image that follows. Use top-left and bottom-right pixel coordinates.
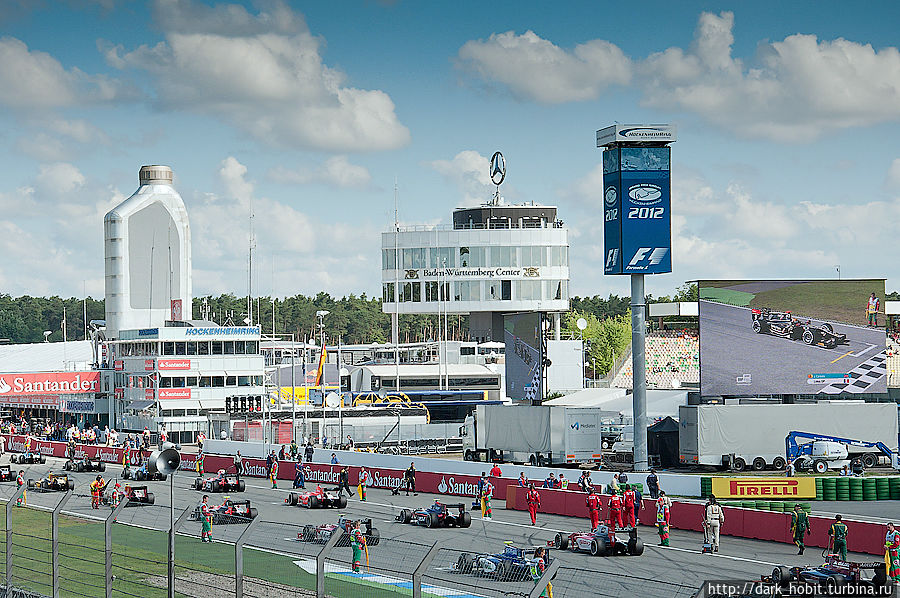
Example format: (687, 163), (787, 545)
(628, 247), (667, 267)
(605, 248), (618, 269)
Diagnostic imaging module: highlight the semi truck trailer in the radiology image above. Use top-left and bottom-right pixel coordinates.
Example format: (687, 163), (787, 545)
(679, 403), (899, 471)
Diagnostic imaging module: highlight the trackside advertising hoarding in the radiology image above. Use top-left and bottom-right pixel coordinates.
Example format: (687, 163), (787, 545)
(0, 372), (100, 397)
(602, 146), (672, 275)
(710, 477), (816, 499)
(699, 279), (887, 396)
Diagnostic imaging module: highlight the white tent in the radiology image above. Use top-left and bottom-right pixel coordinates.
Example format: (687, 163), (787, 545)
(545, 388), (687, 420)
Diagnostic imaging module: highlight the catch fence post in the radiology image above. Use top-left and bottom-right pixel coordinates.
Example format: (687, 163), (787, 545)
(51, 491), (74, 598)
(411, 542), (441, 598)
(234, 515), (260, 598)
(316, 528), (342, 598)
(105, 499), (128, 598)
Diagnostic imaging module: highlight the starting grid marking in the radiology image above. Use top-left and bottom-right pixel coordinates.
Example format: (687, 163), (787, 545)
(817, 351), (887, 394)
(293, 559), (488, 598)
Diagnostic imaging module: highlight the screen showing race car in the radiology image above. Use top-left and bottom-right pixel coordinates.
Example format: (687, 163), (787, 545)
(699, 279), (887, 396)
(504, 312), (543, 403)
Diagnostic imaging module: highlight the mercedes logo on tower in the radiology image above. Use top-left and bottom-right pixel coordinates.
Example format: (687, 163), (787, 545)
(489, 152), (506, 186)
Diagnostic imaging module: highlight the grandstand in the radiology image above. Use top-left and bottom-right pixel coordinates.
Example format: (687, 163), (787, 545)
(611, 329), (699, 390)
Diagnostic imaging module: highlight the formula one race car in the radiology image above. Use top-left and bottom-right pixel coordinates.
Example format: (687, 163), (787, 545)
(553, 523), (644, 557)
(397, 502), (472, 529)
(298, 516), (380, 546)
(100, 484), (156, 507)
(193, 470), (245, 493)
(11, 451), (45, 465)
(63, 457), (106, 473)
(190, 498), (258, 524)
(769, 555), (889, 591)
(0, 466), (14, 481)
(751, 309), (847, 349)
(285, 485), (346, 509)
(454, 542), (551, 582)
(26, 472), (75, 492)
(122, 462), (167, 482)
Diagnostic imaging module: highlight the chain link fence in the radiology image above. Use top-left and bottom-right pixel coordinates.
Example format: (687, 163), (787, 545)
(0, 483), (702, 598)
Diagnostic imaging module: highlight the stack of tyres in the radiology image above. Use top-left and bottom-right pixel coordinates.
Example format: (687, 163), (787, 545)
(862, 478), (877, 501)
(890, 477), (900, 500)
(782, 502), (796, 512)
(874, 477), (890, 500)
(837, 477), (852, 501)
(755, 500), (770, 511)
(822, 477), (837, 501)
(741, 501), (755, 509)
(769, 501), (784, 512)
(700, 478), (712, 498)
(799, 502), (812, 513)
(814, 477), (824, 501)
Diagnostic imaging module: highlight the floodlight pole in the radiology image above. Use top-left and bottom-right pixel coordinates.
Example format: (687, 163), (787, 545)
(168, 470), (175, 598)
(631, 274), (648, 472)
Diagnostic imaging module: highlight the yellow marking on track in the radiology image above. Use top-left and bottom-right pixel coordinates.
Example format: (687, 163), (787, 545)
(830, 351), (853, 364)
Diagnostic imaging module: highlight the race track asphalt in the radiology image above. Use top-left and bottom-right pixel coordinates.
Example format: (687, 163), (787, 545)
(699, 300), (886, 395)
(0, 454), (889, 598)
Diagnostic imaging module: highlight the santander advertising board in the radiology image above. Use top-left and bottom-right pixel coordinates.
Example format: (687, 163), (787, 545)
(0, 372), (100, 396)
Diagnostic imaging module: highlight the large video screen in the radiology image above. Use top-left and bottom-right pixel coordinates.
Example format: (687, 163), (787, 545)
(699, 280), (887, 396)
(504, 312), (542, 403)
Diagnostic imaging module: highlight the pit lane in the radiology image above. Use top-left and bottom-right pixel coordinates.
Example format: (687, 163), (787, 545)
(0, 454), (883, 597)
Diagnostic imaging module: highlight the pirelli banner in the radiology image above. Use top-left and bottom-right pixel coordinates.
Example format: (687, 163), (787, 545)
(711, 477), (816, 499)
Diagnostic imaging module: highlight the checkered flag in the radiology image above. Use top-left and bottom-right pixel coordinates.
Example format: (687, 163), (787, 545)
(523, 363), (541, 402)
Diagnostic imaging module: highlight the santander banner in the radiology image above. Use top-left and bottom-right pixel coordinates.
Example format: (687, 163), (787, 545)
(159, 388), (191, 399)
(0, 372), (100, 397)
(158, 359), (191, 370)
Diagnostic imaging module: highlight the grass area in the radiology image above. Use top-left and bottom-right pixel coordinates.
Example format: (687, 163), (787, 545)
(0, 502), (409, 598)
(698, 287), (755, 307)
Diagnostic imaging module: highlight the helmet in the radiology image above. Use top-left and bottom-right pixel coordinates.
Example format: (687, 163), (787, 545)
(96, 475), (102, 481)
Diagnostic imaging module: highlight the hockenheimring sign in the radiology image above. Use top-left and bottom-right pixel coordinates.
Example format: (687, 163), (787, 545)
(414, 267), (539, 279)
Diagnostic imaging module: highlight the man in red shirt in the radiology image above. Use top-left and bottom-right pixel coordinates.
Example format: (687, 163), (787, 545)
(586, 490), (601, 530)
(490, 463), (502, 478)
(525, 483), (541, 525)
(623, 484), (637, 527)
(608, 492), (623, 528)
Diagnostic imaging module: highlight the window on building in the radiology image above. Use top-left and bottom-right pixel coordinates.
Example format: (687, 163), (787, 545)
(460, 346), (476, 356)
(186, 376), (198, 387)
(226, 376), (237, 386)
(425, 281), (450, 302)
(246, 341), (259, 354)
(517, 280), (542, 301)
(454, 281), (481, 301)
(159, 377), (172, 388)
(550, 246), (569, 267)
(212, 341), (223, 355)
(197, 341), (210, 355)
(238, 376), (251, 386)
(382, 248), (397, 270)
(522, 246), (547, 267)
(172, 377), (186, 388)
(163, 342), (175, 356)
(253, 375), (263, 386)
(383, 282), (395, 303)
(400, 282), (421, 302)
(487, 281), (501, 300)
(224, 341), (235, 355)
(502, 280), (512, 300)
(459, 246), (485, 267)
(186, 342), (197, 356)
(212, 376), (225, 387)
(429, 247), (455, 268)
(491, 246), (517, 267)
(402, 248), (426, 269)
(200, 376), (211, 388)
(174, 342), (185, 356)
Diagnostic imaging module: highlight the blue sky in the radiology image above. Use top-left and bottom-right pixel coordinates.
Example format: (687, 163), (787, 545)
(2, 0), (900, 302)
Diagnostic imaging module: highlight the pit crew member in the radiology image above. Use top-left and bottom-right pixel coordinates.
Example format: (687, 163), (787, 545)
(525, 483), (541, 525)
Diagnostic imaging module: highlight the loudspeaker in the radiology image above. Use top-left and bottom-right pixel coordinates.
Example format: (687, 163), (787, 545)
(148, 442), (181, 475)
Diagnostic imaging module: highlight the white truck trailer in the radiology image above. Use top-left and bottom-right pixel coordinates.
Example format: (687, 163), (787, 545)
(460, 405), (613, 466)
(678, 402), (899, 471)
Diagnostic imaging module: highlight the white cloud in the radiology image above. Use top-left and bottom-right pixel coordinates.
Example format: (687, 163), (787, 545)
(268, 156), (373, 189)
(458, 12), (900, 141)
(428, 150), (496, 207)
(0, 36), (133, 109)
(886, 158), (900, 190)
(103, 0), (410, 152)
(34, 162), (86, 196)
(457, 30), (631, 103)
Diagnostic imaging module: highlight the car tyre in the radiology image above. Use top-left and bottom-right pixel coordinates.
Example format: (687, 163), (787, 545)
(814, 459), (828, 474)
(822, 323), (833, 333)
(288, 493), (298, 506)
(302, 525), (316, 542)
(146, 492), (155, 505)
(862, 453), (877, 468)
(67, 479), (75, 490)
(731, 458), (746, 472)
(752, 457), (767, 471)
(772, 457), (786, 470)
(26, 479), (34, 488)
(39, 456), (46, 464)
(338, 496), (348, 509)
(457, 553), (474, 574)
(309, 495), (320, 509)
(555, 533), (569, 550)
(802, 330), (815, 345)
(627, 537), (644, 556)
(464, 450), (474, 462)
(367, 528), (380, 546)
(400, 508), (412, 523)
(194, 478), (202, 490)
(751, 320), (762, 333)
(589, 538), (603, 556)
(459, 512), (472, 528)
(98, 462), (105, 472)
(248, 508), (258, 520)
(425, 513), (436, 528)
(238, 480), (246, 492)
(63, 461), (71, 471)
(772, 566), (791, 587)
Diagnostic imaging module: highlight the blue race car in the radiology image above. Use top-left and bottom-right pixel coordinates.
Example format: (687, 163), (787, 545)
(454, 542), (552, 582)
(122, 461), (166, 481)
(397, 501), (472, 528)
(771, 555), (888, 591)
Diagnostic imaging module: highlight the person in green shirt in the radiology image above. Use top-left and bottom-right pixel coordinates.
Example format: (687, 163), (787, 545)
(791, 504), (810, 555)
(289, 440), (299, 461)
(829, 515), (849, 561)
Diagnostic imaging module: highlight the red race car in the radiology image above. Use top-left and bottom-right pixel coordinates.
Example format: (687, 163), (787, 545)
(193, 469), (246, 493)
(285, 485), (347, 509)
(552, 522), (644, 557)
